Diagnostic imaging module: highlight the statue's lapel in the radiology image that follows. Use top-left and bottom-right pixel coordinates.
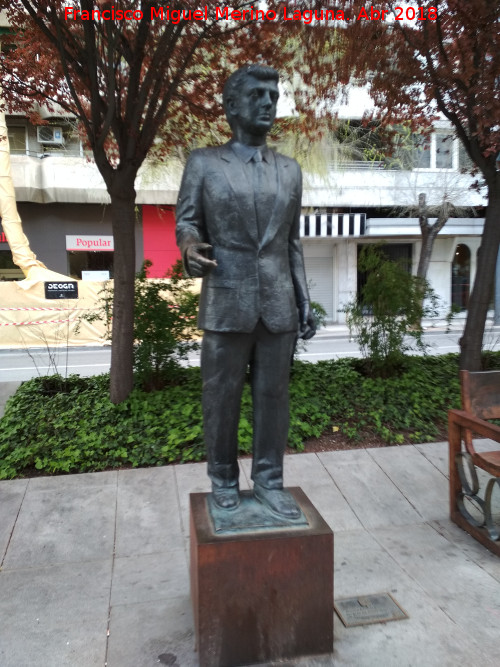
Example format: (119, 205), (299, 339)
(219, 145), (259, 245)
(260, 153), (289, 248)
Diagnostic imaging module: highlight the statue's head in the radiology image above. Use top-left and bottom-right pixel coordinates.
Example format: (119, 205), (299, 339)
(223, 64), (279, 138)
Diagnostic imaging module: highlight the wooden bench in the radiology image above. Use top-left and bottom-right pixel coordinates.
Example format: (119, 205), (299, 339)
(448, 370), (500, 556)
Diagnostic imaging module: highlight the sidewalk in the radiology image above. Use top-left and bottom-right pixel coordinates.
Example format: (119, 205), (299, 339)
(315, 317), (500, 339)
(1, 442), (499, 666)
(0, 381), (21, 418)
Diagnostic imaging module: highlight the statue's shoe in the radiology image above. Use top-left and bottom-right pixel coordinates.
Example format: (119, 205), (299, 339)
(253, 485), (301, 519)
(212, 486), (240, 510)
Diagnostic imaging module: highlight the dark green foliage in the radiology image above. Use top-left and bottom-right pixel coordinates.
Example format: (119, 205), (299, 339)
(290, 354), (463, 446)
(344, 245), (439, 375)
(2, 353), (496, 479)
(311, 300), (328, 330)
(84, 260), (200, 390)
(133, 260), (200, 390)
(294, 299), (328, 357)
(0, 371), (205, 479)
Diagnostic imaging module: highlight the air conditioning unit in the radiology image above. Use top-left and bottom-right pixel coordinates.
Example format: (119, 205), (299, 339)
(37, 126), (64, 145)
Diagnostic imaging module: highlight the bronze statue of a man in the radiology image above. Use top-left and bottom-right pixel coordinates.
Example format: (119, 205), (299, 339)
(176, 64), (315, 518)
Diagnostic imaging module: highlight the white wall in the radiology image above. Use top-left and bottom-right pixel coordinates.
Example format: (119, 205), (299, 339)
(302, 236), (483, 323)
(424, 237), (481, 314)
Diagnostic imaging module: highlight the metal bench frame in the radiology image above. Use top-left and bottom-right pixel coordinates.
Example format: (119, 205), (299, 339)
(448, 370), (500, 556)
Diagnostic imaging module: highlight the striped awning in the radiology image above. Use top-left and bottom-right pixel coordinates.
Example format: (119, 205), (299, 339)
(300, 213), (366, 238)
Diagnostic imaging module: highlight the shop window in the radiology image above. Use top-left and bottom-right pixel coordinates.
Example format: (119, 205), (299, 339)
(451, 244), (470, 311)
(0, 249), (23, 280)
(68, 251), (114, 279)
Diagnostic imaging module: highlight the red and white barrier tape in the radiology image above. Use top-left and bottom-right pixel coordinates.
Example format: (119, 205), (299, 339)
(0, 307), (87, 312)
(0, 318), (77, 327)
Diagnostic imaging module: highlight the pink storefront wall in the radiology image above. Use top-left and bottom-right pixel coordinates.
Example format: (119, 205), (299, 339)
(142, 205), (181, 278)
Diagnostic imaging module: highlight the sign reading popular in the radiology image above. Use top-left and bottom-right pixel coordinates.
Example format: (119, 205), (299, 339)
(66, 235), (114, 251)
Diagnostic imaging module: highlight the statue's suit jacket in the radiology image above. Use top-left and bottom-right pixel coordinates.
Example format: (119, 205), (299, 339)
(176, 142), (309, 333)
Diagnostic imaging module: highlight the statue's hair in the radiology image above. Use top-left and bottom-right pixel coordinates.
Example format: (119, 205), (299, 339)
(223, 64), (279, 125)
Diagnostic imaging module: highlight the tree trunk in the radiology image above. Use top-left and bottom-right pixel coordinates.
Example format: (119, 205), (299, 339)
(416, 225), (438, 280)
(108, 187), (137, 403)
(416, 193), (448, 280)
(460, 177), (500, 370)
(413, 192), (447, 327)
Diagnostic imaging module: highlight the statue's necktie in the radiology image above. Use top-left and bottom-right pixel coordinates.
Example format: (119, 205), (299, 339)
(252, 149), (265, 240)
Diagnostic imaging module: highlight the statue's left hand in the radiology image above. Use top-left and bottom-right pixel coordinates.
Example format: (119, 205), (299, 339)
(299, 302), (316, 340)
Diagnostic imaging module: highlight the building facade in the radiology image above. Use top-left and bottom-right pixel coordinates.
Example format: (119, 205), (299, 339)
(0, 108), (488, 323)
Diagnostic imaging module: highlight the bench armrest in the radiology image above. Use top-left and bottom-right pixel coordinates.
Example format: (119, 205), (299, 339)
(448, 409), (500, 444)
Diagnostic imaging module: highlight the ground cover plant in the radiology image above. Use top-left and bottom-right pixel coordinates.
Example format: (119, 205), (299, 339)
(2, 353), (500, 480)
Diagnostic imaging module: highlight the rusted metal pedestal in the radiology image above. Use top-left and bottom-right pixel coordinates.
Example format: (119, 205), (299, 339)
(190, 487), (333, 667)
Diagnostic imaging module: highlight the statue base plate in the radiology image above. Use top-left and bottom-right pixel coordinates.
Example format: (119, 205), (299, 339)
(207, 488), (309, 534)
(190, 487), (333, 667)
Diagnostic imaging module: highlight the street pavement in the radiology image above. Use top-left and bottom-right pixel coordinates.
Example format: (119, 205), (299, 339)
(3, 319), (500, 384)
(1, 322), (500, 665)
(1, 442), (500, 666)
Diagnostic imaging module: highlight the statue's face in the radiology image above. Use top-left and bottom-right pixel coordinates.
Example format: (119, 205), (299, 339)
(227, 75), (279, 137)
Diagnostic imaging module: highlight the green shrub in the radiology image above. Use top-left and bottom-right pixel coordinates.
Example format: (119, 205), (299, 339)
(344, 245), (439, 375)
(133, 260), (200, 389)
(84, 259), (200, 390)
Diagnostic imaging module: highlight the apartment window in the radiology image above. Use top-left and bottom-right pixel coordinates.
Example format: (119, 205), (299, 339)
(458, 141), (474, 172)
(413, 135), (431, 168)
(413, 131), (457, 170)
(7, 126), (27, 155)
(435, 133), (454, 169)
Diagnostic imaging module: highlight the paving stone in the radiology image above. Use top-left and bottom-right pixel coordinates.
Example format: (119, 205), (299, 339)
(116, 466), (184, 557)
(318, 450), (421, 529)
(415, 441), (449, 477)
(237, 456), (253, 487)
(0, 479), (28, 562)
(367, 445), (449, 521)
(107, 597), (197, 667)
(0, 559), (111, 666)
(2, 478), (117, 568)
(240, 453), (362, 532)
(28, 469), (117, 491)
(283, 453), (362, 532)
(331, 598), (497, 667)
(375, 522), (500, 656)
(173, 462), (212, 538)
(111, 549), (189, 607)
(430, 519), (500, 582)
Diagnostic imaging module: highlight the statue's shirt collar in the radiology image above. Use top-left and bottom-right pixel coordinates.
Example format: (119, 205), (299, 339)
(230, 141), (273, 164)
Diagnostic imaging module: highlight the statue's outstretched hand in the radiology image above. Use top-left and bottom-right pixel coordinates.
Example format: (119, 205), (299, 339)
(299, 301), (316, 340)
(186, 243), (217, 277)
